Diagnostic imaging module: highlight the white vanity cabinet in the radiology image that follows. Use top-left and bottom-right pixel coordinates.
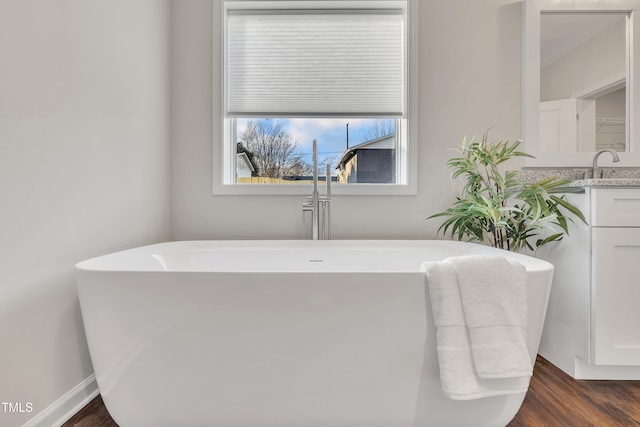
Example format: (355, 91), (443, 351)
(591, 189), (640, 366)
(539, 187), (640, 379)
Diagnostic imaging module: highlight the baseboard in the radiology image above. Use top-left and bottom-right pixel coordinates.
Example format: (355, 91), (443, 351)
(575, 356), (640, 380)
(22, 375), (99, 427)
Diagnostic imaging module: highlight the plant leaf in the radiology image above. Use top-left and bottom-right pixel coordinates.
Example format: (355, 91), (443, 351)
(428, 132), (586, 253)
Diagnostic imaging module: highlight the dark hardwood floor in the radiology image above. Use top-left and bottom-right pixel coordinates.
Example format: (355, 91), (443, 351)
(509, 356), (640, 426)
(63, 396), (117, 427)
(62, 356), (640, 427)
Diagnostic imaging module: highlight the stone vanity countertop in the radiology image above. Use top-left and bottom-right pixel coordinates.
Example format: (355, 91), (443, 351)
(514, 168), (640, 188)
(564, 178), (640, 188)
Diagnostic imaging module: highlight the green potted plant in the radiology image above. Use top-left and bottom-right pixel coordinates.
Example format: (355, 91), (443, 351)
(430, 134), (586, 252)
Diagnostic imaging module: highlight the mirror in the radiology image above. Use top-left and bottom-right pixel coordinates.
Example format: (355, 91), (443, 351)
(541, 13), (627, 153)
(523, 0), (640, 166)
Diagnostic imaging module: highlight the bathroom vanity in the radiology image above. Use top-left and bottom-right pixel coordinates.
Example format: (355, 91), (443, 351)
(534, 176), (640, 379)
(520, 0), (640, 380)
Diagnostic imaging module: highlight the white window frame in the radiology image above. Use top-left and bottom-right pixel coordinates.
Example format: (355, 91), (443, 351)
(213, 0), (418, 196)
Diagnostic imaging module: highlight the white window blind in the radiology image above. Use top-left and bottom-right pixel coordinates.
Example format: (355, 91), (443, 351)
(225, 4), (406, 118)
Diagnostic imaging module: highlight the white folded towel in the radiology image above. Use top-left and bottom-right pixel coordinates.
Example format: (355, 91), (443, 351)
(422, 255), (533, 400)
(447, 255), (532, 378)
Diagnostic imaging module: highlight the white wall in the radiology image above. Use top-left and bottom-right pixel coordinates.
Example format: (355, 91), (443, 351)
(170, 0), (523, 240)
(0, 1), (171, 426)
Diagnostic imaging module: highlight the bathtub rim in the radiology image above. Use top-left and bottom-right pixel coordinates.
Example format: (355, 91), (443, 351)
(75, 239), (554, 274)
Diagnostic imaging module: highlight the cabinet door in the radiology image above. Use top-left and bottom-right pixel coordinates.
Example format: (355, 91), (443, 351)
(592, 228), (640, 365)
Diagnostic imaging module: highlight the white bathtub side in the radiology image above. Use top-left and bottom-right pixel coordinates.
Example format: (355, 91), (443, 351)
(77, 271), (429, 427)
(75, 241), (554, 427)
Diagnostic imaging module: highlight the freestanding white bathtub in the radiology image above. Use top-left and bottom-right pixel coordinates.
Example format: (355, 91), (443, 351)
(75, 240), (553, 427)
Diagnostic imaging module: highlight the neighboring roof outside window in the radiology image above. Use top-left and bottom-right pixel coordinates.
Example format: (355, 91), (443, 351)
(336, 134), (396, 169)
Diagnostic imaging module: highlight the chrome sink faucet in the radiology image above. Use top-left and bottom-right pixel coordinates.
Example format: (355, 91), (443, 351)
(592, 149), (620, 178)
(302, 140), (331, 240)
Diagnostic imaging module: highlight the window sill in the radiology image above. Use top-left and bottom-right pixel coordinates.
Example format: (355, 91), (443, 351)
(212, 182), (417, 196)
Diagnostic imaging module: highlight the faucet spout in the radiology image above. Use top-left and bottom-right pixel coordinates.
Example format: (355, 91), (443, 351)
(592, 149), (620, 178)
(311, 140), (319, 240)
(302, 139), (332, 240)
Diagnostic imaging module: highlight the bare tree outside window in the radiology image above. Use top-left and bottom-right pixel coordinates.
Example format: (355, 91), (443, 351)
(319, 155), (338, 176)
(362, 119), (396, 141)
(239, 119), (310, 178)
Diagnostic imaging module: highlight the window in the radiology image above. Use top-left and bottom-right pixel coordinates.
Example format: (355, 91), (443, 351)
(217, 0), (417, 195)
